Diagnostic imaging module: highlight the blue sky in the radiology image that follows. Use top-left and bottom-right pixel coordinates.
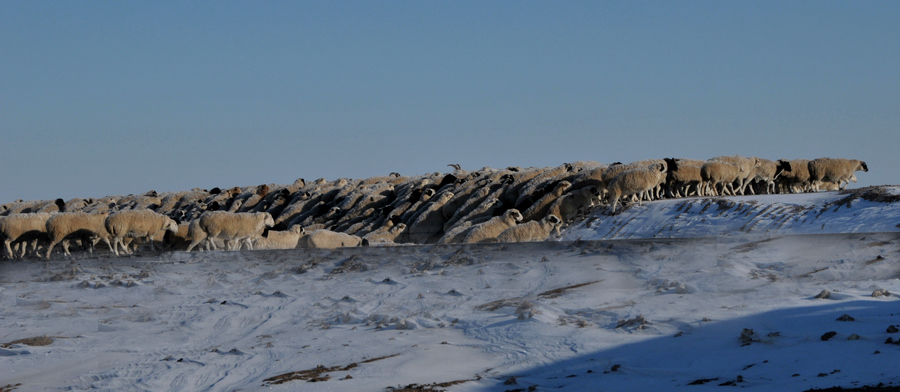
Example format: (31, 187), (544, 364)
(2, 1), (898, 202)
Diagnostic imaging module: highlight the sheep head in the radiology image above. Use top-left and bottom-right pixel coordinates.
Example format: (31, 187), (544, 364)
(263, 213), (275, 227)
(165, 218), (179, 233)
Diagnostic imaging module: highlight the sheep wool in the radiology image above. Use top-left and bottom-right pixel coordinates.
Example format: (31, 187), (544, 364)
(496, 214), (563, 243)
(305, 229), (364, 249)
(462, 209), (524, 244)
(105, 209), (179, 256)
(607, 164), (666, 214)
(45, 212), (112, 258)
(807, 158), (868, 191)
(186, 211), (274, 252)
(0, 213), (52, 259)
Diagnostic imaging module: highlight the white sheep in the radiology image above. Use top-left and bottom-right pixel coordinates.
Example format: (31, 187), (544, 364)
(186, 211), (274, 252)
(548, 185), (601, 220)
(44, 212), (113, 258)
(251, 225), (307, 250)
(607, 164), (667, 214)
(707, 155), (760, 195)
(0, 213), (52, 259)
(807, 158), (868, 191)
(462, 209), (524, 244)
(666, 164), (703, 197)
(748, 159), (792, 194)
(304, 229), (365, 249)
(699, 161), (745, 196)
(362, 222), (406, 245)
(104, 209), (178, 256)
(496, 214), (563, 243)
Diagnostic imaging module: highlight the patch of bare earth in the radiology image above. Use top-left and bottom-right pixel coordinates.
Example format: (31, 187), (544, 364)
(1, 336), (53, 348)
(385, 378), (475, 391)
(261, 353), (401, 386)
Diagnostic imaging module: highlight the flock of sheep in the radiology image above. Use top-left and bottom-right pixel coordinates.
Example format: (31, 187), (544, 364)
(0, 156), (868, 260)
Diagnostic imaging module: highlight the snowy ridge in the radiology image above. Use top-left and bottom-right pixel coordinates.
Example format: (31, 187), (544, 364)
(564, 186), (900, 240)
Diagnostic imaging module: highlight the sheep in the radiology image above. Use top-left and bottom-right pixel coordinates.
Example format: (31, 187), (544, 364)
(514, 163), (579, 208)
(747, 159), (792, 195)
(304, 229), (365, 249)
(548, 185), (601, 221)
(407, 191), (454, 244)
(700, 161), (745, 196)
(362, 222), (407, 245)
(666, 165), (703, 197)
(251, 225), (307, 250)
(0, 213), (52, 259)
(185, 211), (274, 252)
(44, 212), (113, 258)
(807, 158), (868, 191)
(607, 164), (667, 214)
(496, 214), (563, 243)
(104, 209), (179, 256)
(777, 159), (813, 193)
(521, 181), (572, 222)
(462, 209), (524, 244)
(707, 156), (760, 195)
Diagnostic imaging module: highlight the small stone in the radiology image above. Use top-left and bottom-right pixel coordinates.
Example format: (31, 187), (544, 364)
(611, 364), (621, 372)
(740, 328), (758, 345)
(848, 334), (860, 340)
(872, 289), (891, 298)
(821, 331), (838, 341)
(837, 314), (855, 322)
(702, 317), (712, 322)
(885, 337), (894, 344)
(503, 377), (517, 385)
(887, 325), (898, 333)
(817, 373), (829, 377)
(814, 290), (831, 299)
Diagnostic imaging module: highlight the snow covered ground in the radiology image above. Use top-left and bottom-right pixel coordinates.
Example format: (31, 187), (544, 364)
(2, 188), (900, 391)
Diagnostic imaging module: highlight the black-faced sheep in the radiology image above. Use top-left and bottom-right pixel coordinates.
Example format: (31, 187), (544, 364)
(186, 211), (274, 252)
(105, 209), (179, 256)
(807, 158), (868, 191)
(462, 209), (524, 244)
(496, 214), (563, 243)
(777, 159), (813, 193)
(44, 212), (113, 258)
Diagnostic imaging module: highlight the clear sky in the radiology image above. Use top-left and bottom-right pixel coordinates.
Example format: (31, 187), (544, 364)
(2, 1), (898, 203)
